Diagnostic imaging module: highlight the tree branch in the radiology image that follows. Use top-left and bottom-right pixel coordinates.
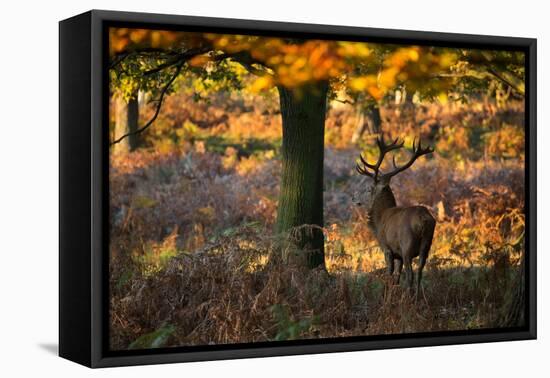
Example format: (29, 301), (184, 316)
(333, 98), (355, 106)
(214, 51), (273, 77)
(109, 46), (274, 147)
(109, 49), (181, 70)
(109, 52), (130, 70)
(143, 47), (211, 76)
(460, 50), (525, 96)
(486, 68), (525, 96)
(436, 69), (525, 97)
(110, 62), (184, 146)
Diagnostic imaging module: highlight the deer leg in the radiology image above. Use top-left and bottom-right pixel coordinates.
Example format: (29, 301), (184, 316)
(417, 254), (427, 294)
(403, 257), (414, 292)
(384, 250), (394, 276)
(394, 259), (403, 285)
(417, 220), (434, 295)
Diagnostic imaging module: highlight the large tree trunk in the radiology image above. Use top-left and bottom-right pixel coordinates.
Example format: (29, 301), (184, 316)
(113, 92), (140, 153)
(275, 82), (328, 269)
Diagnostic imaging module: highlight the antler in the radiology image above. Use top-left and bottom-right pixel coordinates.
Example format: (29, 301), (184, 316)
(379, 137), (434, 180)
(356, 137), (405, 182)
(356, 136), (433, 182)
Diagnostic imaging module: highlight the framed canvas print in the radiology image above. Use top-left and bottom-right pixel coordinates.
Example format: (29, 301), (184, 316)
(59, 10), (536, 368)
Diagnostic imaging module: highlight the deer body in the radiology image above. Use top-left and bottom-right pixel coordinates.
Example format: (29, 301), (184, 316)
(354, 137), (436, 291)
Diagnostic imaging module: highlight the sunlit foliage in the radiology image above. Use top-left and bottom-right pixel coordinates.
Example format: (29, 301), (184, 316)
(108, 28), (526, 350)
(110, 29), (458, 99)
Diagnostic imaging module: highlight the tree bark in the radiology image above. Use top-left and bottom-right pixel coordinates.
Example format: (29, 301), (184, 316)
(113, 92), (140, 153)
(275, 82), (328, 269)
(366, 103), (382, 135)
(351, 102), (381, 144)
(127, 95), (140, 150)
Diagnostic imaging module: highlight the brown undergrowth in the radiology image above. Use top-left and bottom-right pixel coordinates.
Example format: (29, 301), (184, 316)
(110, 223), (523, 349)
(109, 99), (525, 350)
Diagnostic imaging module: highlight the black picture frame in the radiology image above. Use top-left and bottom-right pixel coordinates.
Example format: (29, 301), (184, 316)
(59, 9), (537, 368)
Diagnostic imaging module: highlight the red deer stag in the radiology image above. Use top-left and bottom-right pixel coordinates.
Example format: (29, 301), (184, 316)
(353, 137), (436, 293)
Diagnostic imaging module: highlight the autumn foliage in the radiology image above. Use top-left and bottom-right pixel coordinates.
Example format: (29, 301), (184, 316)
(109, 97), (524, 349)
(108, 28), (525, 349)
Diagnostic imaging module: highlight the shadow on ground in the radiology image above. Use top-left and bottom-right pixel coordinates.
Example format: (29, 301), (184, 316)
(38, 343), (58, 355)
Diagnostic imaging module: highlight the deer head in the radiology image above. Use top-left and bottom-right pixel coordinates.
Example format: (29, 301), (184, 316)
(352, 137), (433, 211)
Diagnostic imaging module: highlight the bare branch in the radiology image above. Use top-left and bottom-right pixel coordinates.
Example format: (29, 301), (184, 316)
(333, 98), (355, 106)
(110, 62), (184, 146)
(109, 52), (130, 70)
(109, 49), (181, 70)
(109, 46), (274, 147)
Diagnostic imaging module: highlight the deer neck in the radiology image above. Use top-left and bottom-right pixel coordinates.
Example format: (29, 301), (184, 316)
(368, 185), (397, 233)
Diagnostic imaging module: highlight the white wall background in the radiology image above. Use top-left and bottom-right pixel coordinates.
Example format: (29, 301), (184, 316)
(0, 0), (546, 376)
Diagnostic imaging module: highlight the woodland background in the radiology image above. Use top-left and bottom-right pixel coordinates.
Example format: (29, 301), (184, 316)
(108, 30), (526, 349)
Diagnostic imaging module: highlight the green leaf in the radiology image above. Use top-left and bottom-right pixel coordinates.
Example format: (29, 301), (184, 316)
(128, 325), (175, 350)
(131, 195), (158, 209)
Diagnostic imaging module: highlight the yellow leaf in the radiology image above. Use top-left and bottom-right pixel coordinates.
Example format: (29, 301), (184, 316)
(250, 76), (274, 93)
(349, 76), (376, 91)
(378, 67), (399, 88)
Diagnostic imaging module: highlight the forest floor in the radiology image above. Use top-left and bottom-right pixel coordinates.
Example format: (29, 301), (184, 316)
(109, 97), (525, 350)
